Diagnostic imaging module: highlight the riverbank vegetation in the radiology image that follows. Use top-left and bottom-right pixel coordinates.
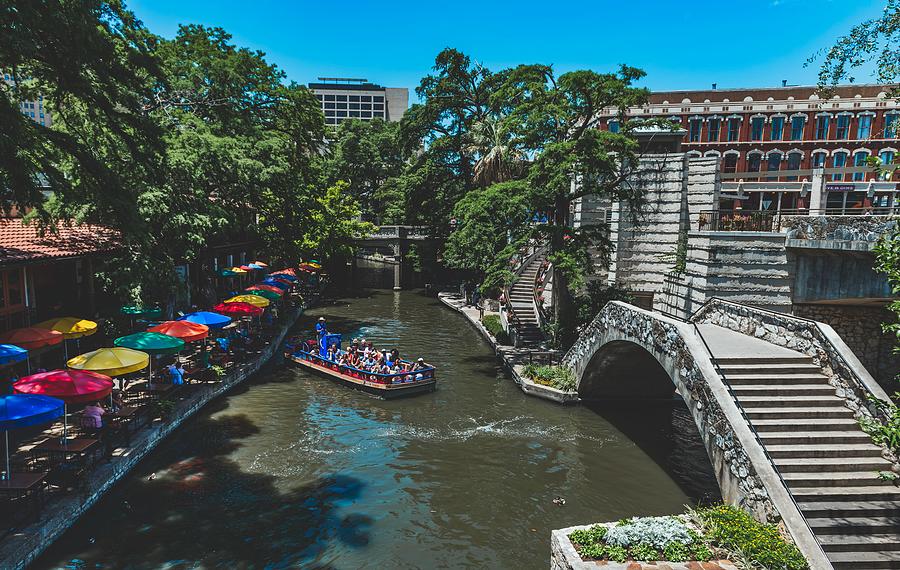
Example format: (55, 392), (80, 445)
(521, 363), (576, 391)
(567, 505), (807, 569)
(480, 314), (510, 345)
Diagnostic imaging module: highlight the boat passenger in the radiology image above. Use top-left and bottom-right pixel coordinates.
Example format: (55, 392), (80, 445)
(326, 343), (338, 361)
(412, 357), (427, 381)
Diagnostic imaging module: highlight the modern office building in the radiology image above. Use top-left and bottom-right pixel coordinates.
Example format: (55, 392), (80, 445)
(308, 78), (408, 127)
(600, 83), (899, 183)
(3, 73), (51, 127)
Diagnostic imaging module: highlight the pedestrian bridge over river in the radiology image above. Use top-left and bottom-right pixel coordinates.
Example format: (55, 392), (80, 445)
(563, 299), (897, 570)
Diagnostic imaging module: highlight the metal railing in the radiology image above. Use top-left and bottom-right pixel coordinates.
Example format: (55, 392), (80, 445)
(698, 207), (900, 232)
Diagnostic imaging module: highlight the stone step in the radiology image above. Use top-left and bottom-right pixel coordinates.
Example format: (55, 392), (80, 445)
(820, 533), (900, 552)
(739, 396), (845, 408)
(809, 515), (900, 534)
(801, 501), (900, 518)
(752, 418), (860, 432)
(732, 384), (838, 397)
(766, 444), (886, 458)
(783, 471), (889, 488)
(715, 355), (815, 366)
(718, 363), (824, 375)
(829, 550), (900, 569)
(725, 374), (831, 385)
(743, 407), (854, 420)
(774, 456), (891, 473)
(757, 431), (873, 445)
(791, 486), (900, 502)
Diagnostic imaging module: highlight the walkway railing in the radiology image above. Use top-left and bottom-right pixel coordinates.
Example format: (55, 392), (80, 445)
(699, 207), (900, 232)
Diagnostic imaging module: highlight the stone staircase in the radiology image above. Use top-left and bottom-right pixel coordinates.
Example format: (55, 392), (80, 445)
(701, 325), (900, 570)
(507, 254), (545, 347)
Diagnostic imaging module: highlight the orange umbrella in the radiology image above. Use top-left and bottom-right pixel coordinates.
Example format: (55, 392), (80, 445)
(0, 327), (64, 350)
(147, 321), (209, 343)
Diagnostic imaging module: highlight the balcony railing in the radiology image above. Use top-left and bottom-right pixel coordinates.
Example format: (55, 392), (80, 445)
(698, 208), (900, 233)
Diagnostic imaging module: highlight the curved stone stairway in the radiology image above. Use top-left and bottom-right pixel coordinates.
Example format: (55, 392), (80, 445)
(699, 324), (900, 570)
(507, 254), (546, 347)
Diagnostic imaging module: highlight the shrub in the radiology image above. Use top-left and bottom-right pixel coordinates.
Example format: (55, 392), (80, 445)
(605, 516), (693, 551)
(859, 393), (900, 452)
(568, 525), (607, 546)
(696, 505), (808, 570)
(578, 542), (605, 559)
(662, 540), (690, 562)
(521, 363), (576, 391)
(481, 314), (510, 344)
(606, 545), (628, 563)
(630, 542), (659, 562)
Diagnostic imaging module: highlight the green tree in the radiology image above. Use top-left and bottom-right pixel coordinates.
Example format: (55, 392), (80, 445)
(811, 0), (900, 90)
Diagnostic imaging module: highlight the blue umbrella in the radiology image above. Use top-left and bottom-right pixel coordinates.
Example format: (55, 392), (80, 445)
(270, 273), (298, 282)
(177, 311), (232, 329)
(0, 344), (27, 367)
(0, 394), (65, 477)
(247, 263), (265, 270)
(262, 279), (290, 290)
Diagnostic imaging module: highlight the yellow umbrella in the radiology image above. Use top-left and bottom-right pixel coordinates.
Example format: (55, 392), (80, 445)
(224, 294), (269, 308)
(67, 347), (149, 377)
(229, 267), (248, 274)
(35, 317), (98, 339)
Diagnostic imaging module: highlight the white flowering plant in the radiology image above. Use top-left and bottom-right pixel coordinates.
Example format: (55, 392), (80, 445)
(604, 516), (694, 550)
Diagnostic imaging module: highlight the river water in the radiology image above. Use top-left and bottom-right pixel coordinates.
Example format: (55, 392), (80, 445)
(35, 290), (719, 570)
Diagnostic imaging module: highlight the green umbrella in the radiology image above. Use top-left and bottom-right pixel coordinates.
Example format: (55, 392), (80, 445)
(120, 305), (163, 319)
(114, 332), (184, 355)
(244, 289), (280, 302)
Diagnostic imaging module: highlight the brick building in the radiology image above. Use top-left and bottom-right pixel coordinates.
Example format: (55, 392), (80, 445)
(602, 84), (899, 185)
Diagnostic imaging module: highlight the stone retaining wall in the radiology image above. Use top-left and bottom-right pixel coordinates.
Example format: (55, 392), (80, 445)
(0, 306), (304, 569)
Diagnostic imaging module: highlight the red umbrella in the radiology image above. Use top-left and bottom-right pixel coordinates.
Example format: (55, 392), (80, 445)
(272, 268), (297, 277)
(239, 265), (252, 271)
(147, 320), (209, 342)
(14, 369), (114, 439)
(0, 327), (64, 350)
(213, 302), (263, 317)
(14, 370), (113, 404)
(246, 284), (284, 295)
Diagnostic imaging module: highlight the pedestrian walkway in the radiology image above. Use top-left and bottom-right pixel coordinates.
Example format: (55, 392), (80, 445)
(699, 324), (900, 570)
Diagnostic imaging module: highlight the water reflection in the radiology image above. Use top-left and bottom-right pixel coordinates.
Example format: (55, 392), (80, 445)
(36, 291), (719, 570)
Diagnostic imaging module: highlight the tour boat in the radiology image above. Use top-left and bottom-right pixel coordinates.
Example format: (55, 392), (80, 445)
(284, 334), (436, 399)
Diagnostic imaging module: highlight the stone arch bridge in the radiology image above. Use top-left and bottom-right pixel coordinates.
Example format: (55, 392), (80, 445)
(562, 299), (895, 570)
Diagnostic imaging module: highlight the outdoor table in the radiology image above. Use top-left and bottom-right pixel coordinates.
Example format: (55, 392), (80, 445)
(0, 472), (48, 517)
(127, 383), (177, 403)
(31, 437), (101, 467)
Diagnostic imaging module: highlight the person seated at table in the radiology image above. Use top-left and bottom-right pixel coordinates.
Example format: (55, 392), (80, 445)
(83, 401), (107, 430)
(169, 361), (186, 385)
(110, 390), (125, 413)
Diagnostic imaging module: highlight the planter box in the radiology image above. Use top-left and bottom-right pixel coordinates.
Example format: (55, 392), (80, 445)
(551, 524), (737, 570)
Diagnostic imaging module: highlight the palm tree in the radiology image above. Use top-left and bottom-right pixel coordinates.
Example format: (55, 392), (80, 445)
(464, 115), (526, 187)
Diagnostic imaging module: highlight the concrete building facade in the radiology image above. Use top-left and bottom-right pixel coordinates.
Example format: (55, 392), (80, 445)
(308, 78), (408, 127)
(3, 73), (51, 127)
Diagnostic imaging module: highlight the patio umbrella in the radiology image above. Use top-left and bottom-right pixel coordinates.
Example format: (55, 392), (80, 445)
(239, 265), (253, 271)
(246, 284), (284, 295)
(265, 277), (293, 287)
(178, 311), (231, 329)
(0, 327), (64, 350)
(272, 268), (297, 277)
(224, 295), (269, 308)
(147, 321), (209, 343)
(244, 289), (280, 302)
(252, 261), (269, 268)
(269, 273), (298, 282)
(0, 344), (28, 366)
(213, 302), (263, 317)
(35, 317), (99, 359)
(67, 347), (149, 377)
(0, 394), (64, 478)
(114, 332), (184, 355)
(229, 267), (248, 274)
(120, 306), (163, 319)
(247, 263), (265, 270)
(219, 269), (238, 278)
(14, 370), (113, 439)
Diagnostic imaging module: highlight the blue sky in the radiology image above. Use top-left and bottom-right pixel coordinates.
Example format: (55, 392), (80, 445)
(130, 0), (886, 101)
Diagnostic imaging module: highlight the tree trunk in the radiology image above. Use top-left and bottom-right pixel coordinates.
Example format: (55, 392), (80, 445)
(550, 194), (577, 347)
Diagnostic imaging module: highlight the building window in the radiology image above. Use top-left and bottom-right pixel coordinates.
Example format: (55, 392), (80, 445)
(880, 150), (895, 179)
(858, 115), (872, 139)
(815, 116), (830, 140)
(812, 152), (827, 168)
(750, 117), (764, 141)
(727, 118), (740, 141)
(835, 115), (850, 139)
(786, 152), (802, 180)
(853, 151), (869, 181)
(832, 152), (848, 181)
(770, 116), (784, 141)
(885, 113), (899, 138)
(766, 153), (782, 180)
(790, 116), (805, 140)
(708, 118), (721, 142)
(747, 153), (762, 173)
(689, 119), (702, 142)
(608, 120), (620, 133)
(723, 154), (738, 174)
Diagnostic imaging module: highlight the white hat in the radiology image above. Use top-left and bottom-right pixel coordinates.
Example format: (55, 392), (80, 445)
(417, 357), (424, 362)
(318, 317), (326, 321)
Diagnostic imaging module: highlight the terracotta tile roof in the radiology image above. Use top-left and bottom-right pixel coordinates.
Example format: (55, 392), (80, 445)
(0, 219), (120, 265)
